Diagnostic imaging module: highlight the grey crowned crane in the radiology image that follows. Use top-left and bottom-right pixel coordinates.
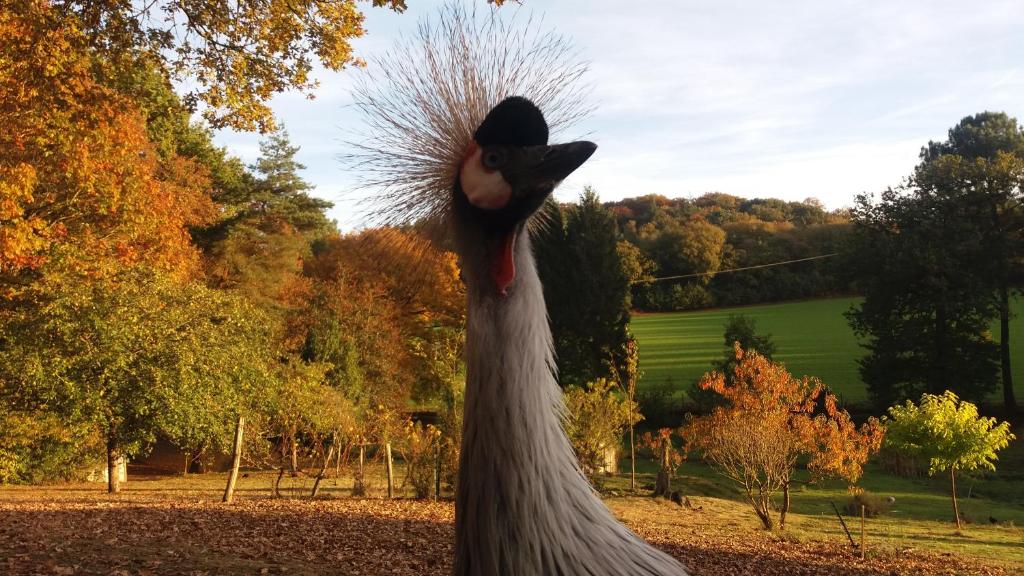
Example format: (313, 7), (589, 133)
(346, 5), (689, 576)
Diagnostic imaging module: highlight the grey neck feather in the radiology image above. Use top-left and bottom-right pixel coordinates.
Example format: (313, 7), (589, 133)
(454, 229), (688, 576)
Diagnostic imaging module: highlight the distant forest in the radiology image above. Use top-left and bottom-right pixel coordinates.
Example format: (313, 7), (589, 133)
(604, 194), (852, 311)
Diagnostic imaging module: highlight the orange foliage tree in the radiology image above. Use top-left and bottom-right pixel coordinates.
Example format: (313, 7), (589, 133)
(681, 345), (884, 530)
(305, 228), (465, 401)
(0, 3), (215, 286)
(641, 427), (685, 498)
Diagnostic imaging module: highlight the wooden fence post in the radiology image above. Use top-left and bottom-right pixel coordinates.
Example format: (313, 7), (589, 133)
(385, 442), (394, 499)
(860, 504), (866, 560)
(222, 416), (245, 504)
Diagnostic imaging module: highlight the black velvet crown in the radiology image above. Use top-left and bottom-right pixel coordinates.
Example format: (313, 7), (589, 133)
(474, 96), (549, 147)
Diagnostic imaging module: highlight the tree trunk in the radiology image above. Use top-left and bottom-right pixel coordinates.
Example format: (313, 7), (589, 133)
(750, 492), (774, 531)
(652, 442), (670, 497)
(335, 443), (344, 478)
(385, 442), (394, 499)
(999, 283), (1017, 414)
(653, 470), (670, 498)
(222, 416), (245, 504)
(311, 442), (335, 499)
(434, 447), (441, 501)
(353, 443), (366, 496)
(183, 452), (190, 476)
(779, 482), (791, 530)
(628, 412), (636, 492)
(106, 437), (120, 494)
(951, 467), (962, 530)
(274, 466), (285, 498)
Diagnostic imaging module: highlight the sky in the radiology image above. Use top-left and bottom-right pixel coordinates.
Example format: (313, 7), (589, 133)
(212, 0), (1024, 230)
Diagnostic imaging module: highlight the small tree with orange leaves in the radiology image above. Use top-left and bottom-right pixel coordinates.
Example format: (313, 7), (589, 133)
(681, 345), (884, 530)
(641, 428), (685, 498)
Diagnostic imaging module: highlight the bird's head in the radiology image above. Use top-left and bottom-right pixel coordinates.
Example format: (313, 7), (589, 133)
(454, 96), (596, 296)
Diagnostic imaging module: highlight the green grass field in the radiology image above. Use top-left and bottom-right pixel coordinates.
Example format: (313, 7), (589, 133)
(631, 296), (1024, 405)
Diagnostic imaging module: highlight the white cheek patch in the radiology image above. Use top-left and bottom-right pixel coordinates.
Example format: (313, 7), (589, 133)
(460, 147), (512, 210)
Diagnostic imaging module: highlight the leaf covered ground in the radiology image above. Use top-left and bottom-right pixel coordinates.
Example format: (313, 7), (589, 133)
(1, 474), (1018, 576)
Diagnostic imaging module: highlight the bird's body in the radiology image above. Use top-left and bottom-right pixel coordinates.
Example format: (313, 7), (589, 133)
(455, 228), (686, 575)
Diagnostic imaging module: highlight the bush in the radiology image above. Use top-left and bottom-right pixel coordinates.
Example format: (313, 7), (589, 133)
(845, 491), (893, 518)
(401, 421), (441, 499)
(564, 378), (637, 483)
(638, 376), (683, 428)
(876, 445), (928, 477)
(0, 412), (101, 484)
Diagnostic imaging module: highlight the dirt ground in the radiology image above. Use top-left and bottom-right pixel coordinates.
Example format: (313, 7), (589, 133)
(0, 476), (1016, 576)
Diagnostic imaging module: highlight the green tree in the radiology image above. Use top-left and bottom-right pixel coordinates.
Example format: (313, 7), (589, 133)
(690, 314), (777, 412)
(884, 391), (1015, 529)
(918, 112), (1024, 414)
(846, 184), (1000, 410)
(536, 189), (633, 387)
(718, 314), (776, 373)
(206, 127), (332, 317)
(563, 378), (639, 486)
(0, 267), (272, 492)
(634, 217), (725, 311)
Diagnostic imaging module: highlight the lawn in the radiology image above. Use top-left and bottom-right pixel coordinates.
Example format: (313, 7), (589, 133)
(631, 296), (1024, 406)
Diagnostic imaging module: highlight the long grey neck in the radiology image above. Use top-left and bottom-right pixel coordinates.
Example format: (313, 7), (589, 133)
(454, 231), (687, 576)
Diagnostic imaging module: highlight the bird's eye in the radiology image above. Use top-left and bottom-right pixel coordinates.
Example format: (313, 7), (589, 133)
(482, 148), (506, 170)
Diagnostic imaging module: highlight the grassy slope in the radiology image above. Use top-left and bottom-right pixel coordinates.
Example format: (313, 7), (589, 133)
(609, 446), (1024, 568)
(631, 296), (1024, 405)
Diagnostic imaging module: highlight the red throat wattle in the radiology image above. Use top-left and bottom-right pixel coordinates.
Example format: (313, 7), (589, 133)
(490, 231), (516, 297)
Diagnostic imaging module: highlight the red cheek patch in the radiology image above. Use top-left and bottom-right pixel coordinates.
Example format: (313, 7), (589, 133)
(490, 231), (516, 297)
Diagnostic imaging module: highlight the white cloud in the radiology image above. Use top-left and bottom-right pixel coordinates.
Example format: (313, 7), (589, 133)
(210, 0), (1024, 226)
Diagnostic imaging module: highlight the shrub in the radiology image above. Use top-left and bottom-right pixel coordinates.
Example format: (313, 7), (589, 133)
(564, 378), (638, 484)
(0, 411), (101, 484)
(401, 421), (441, 499)
(845, 491), (893, 518)
(681, 346), (884, 530)
(639, 376), (682, 428)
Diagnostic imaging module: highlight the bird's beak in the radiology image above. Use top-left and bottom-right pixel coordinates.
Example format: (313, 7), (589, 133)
(505, 141), (598, 192)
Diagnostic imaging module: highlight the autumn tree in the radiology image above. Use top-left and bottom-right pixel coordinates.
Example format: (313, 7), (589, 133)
(641, 428), (684, 498)
(690, 314), (777, 412)
(633, 217), (726, 311)
(43, 0), (408, 131)
(884, 391), (1015, 530)
(681, 346), (884, 530)
(1, 4), (215, 286)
